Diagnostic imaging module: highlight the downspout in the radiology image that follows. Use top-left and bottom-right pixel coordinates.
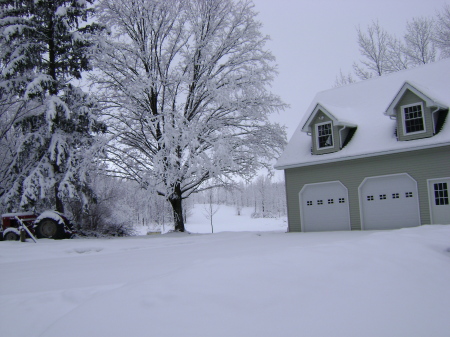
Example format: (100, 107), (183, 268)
(339, 126), (347, 149)
(431, 106), (440, 134)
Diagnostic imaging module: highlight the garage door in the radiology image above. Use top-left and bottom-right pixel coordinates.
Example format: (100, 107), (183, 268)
(428, 178), (450, 224)
(359, 173), (420, 230)
(299, 181), (350, 232)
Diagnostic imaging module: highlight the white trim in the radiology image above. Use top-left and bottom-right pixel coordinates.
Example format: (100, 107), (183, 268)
(401, 102), (426, 136)
(427, 177), (450, 224)
(315, 121), (334, 150)
(302, 104), (337, 133)
(299, 180), (351, 232)
(358, 173), (421, 230)
(274, 142), (450, 170)
(302, 103), (357, 134)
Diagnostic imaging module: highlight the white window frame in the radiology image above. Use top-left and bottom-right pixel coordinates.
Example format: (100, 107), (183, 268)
(427, 177), (450, 224)
(315, 122), (334, 150)
(401, 102), (426, 135)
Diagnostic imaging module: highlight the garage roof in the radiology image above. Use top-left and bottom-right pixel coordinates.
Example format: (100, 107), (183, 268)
(275, 58), (450, 169)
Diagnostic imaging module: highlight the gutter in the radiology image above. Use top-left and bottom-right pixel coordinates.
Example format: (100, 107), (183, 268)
(274, 142), (450, 170)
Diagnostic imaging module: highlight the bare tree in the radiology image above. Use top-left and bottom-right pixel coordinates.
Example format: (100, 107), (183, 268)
(93, 0), (287, 232)
(337, 6), (450, 85)
(202, 188), (220, 233)
(334, 69), (356, 87)
(353, 21), (392, 79)
(404, 17), (436, 66)
(385, 37), (410, 72)
(434, 4), (450, 57)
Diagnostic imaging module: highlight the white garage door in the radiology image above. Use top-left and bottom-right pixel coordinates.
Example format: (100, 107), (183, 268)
(428, 178), (450, 224)
(359, 173), (420, 230)
(299, 181), (350, 232)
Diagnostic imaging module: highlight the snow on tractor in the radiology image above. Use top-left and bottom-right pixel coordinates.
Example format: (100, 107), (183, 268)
(0, 211), (74, 241)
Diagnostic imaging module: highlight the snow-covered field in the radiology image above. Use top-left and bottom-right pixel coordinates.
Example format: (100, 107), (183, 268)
(1, 206), (450, 337)
(137, 204), (288, 235)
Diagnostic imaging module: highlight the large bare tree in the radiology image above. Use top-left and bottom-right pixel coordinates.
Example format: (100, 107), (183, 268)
(94, 0), (286, 232)
(404, 17), (436, 66)
(339, 6), (449, 85)
(353, 21), (392, 79)
(434, 4), (450, 57)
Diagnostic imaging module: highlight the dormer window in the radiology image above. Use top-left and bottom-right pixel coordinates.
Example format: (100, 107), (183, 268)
(301, 104), (357, 155)
(402, 103), (425, 134)
(317, 122), (333, 148)
(385, 82), (449, 141)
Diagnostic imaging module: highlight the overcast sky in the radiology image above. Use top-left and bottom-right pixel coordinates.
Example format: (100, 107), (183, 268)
(252, 0), (449, 139)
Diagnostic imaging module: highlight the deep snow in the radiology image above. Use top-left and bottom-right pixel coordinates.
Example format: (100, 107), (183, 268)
(1, 206), (450, 337)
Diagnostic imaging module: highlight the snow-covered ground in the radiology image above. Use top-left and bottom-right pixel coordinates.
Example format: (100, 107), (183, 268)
(1, 206), (450, 337)
(136, 204), (288, 234)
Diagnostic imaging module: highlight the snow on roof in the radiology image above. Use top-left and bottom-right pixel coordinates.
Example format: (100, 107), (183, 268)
(275, 59), (450, 169)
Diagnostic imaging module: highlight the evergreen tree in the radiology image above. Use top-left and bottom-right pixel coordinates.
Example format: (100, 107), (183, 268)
(0, 0), (104, 212)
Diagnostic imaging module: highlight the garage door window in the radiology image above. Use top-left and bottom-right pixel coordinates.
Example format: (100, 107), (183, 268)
(339, 198), (346, 203)
(406, 192), (413, 198)
(392, 193), (399, 199)
(434, 183), (449, 205)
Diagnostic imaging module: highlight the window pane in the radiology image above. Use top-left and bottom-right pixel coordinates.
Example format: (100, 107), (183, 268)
(434, 183), (449, 205)
(317, 123), (333, 148)
(404, 105), (424, 133)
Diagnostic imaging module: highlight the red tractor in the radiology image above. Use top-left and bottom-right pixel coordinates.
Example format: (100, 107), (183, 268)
(0, 211), (75, 241)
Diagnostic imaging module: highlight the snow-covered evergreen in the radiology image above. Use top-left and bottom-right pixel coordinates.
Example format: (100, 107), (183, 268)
(0, 0), (104, 213)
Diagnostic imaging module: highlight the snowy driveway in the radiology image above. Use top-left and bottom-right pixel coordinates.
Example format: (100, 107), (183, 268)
(1, 226), (450, 337)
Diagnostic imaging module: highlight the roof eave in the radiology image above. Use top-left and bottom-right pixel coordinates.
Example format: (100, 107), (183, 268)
(274, 142), (450, 170)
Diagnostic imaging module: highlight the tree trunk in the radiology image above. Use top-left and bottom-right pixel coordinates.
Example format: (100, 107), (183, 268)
(54, 183), (64, 213)
(169, 184), (185, 232)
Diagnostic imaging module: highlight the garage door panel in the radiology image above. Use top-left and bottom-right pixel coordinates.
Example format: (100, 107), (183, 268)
(300, 181), (350, 232)
(359, 174), (420, 230)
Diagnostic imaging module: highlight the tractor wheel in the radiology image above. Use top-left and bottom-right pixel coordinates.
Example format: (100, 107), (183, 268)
(4, 231), (19, 241)
(35, 218), (65, 239)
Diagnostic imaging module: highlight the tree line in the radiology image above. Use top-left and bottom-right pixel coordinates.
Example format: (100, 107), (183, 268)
(64, 173), (286, 236)
(335, 5), (450, 86)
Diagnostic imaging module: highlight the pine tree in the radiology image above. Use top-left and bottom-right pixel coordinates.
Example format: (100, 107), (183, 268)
(0, 0), (104, 212)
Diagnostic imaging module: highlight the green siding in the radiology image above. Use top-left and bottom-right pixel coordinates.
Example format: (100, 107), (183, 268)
(395, 90), (434, 141)
(284, 145), (450, 232)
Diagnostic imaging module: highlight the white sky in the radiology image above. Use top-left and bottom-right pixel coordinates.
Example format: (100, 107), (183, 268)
(252, 0), (449, 139)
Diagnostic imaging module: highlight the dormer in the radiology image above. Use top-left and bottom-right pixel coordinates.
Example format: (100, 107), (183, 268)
(385, 82), (449, 141)
(302, 104), (357, 155)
